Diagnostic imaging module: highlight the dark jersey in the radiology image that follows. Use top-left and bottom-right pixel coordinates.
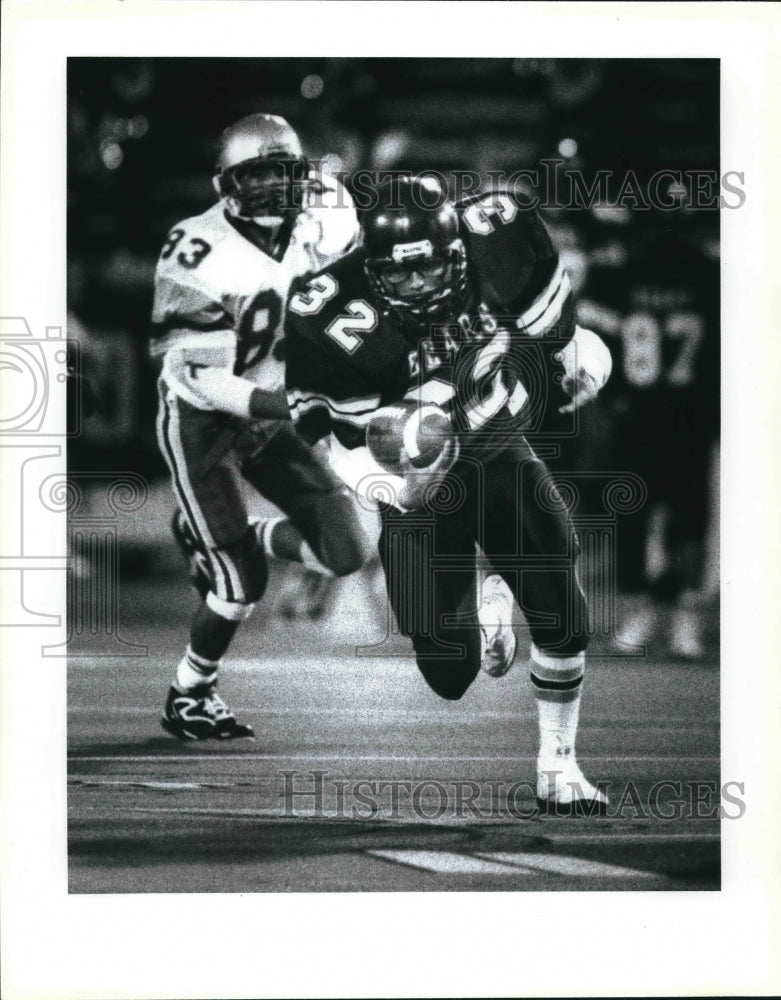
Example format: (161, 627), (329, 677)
(578, 231), (719, 437)
(285, 191), (589, 499)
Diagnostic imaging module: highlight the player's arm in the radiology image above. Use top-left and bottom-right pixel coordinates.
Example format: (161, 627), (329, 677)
(285, 345), (410, 507)
(554, 325), (613, 414)
(151, 267), (290, 420)
(308, 174), (361, 264)
(461, 190), (612, 409)
(508, 207), (611, 409)
(176, 347), (289, 419)
(285, 304), (455, 511)
(289, 382), (457, 512)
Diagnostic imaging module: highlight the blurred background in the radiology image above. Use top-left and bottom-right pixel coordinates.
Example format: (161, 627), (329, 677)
(67, 57), (720, 652)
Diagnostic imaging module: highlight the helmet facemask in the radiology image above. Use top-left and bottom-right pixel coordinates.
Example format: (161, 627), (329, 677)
(365, 239), (468, 334)
(216, 155), (309, 227)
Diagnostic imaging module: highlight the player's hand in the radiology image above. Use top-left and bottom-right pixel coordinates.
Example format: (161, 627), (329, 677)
(397, 438), (460, 511)
(559, 366), (599, 414)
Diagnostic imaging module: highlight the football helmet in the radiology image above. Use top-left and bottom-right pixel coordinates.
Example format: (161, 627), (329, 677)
(213, 113), (308, 225)
(362, 176), (468, 333)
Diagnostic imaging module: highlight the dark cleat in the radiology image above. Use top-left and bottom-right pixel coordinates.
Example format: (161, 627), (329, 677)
(161, 683), (255, 741)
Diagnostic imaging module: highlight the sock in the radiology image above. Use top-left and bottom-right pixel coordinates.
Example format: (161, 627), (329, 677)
(529, 645), (585, 767)
(175, 644), (221, 692)
(254, 517), (333, 576)
(254, 517), (285, 559)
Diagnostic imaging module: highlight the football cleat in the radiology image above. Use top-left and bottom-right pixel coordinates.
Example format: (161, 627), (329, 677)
(161, 683), (255, 741)
(536, 750), (609, 817)
(478, 574), (517, 677)
(171, 510), (211, 600)
(612, 601), (659, 651)
(669, 606), (704, 660)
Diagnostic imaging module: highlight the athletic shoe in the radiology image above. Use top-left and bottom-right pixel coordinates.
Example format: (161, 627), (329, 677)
(669, 606), (704, 660)
(479, 574), (517, 677)
(536, 750), (609, 816)
(160, 683), (255, 741)
(612, 600), (659, 652)
(171, 510), (211, 599)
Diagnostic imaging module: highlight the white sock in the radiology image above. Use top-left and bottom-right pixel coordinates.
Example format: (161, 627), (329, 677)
(175, 645), (220, 692)
(254, 518), (332, 576)
(529, 645), (585, 767)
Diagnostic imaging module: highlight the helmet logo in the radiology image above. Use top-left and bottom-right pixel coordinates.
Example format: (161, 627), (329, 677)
(391, 239), (433, 263)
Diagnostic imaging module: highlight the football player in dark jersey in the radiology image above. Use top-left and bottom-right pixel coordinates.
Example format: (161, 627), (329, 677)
(578, 196), (719, 659)
(285, 176), (613, 812)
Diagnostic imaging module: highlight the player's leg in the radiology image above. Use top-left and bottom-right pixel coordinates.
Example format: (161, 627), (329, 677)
(170, 507), (211, 599)
(654, 416), (713, 659)
(476, 570), (517, 678)
(483, 444), (607, 813)
(376, 463), (483, 700)
(612, 406), (659, 650)
(241, 424), (371, 617)
(156, 383), (266, 739)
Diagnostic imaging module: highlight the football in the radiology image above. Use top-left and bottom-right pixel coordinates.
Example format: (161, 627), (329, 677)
(366, 401), (453, 474)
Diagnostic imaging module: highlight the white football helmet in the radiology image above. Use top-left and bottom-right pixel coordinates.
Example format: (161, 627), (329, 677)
(213, 113), (308, 226)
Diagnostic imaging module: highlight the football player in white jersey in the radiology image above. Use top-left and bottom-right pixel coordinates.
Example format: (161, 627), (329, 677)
(152, 113), (371, 740)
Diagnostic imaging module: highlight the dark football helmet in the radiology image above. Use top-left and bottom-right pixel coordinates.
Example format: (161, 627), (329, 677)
(213, 113), (308, 225)
(361, 176), (468, 333)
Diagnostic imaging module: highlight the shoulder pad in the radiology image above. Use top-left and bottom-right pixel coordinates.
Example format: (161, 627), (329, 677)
(308, 171), (353, 204)
(160, 204), (229, 243)
(456, 190), (555, 309)
(456, 185), (538, 215)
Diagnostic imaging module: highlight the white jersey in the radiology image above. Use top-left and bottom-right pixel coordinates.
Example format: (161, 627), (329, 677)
(151, 174), (358, 410)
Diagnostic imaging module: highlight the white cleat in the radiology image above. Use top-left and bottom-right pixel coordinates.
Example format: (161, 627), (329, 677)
(536, 751), (609, 816)
(613, 601), (659, 651)
(669, 606), (704, 660)
(478, 574), (517, 677)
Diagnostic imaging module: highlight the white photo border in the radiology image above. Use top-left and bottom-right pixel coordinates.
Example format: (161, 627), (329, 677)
(1, 2), (780, 998)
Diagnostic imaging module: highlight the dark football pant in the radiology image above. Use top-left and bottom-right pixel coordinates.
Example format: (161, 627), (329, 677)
(377, 439), (587, 700)
(157, 381), (367, 609)
(612, 389), (713, 600)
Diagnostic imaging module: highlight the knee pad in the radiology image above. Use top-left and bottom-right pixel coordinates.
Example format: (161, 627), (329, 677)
(206, 591), (257, 622)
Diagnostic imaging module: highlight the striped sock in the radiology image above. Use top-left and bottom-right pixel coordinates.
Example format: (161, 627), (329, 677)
(253, 517), (332, 576)
(254, 517), (285, 559)
(529, 645), (585, 765)
(175, 645), (221, 692)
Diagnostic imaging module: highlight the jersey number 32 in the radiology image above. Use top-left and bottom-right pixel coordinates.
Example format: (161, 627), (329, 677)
(289, 274), (378, 355)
